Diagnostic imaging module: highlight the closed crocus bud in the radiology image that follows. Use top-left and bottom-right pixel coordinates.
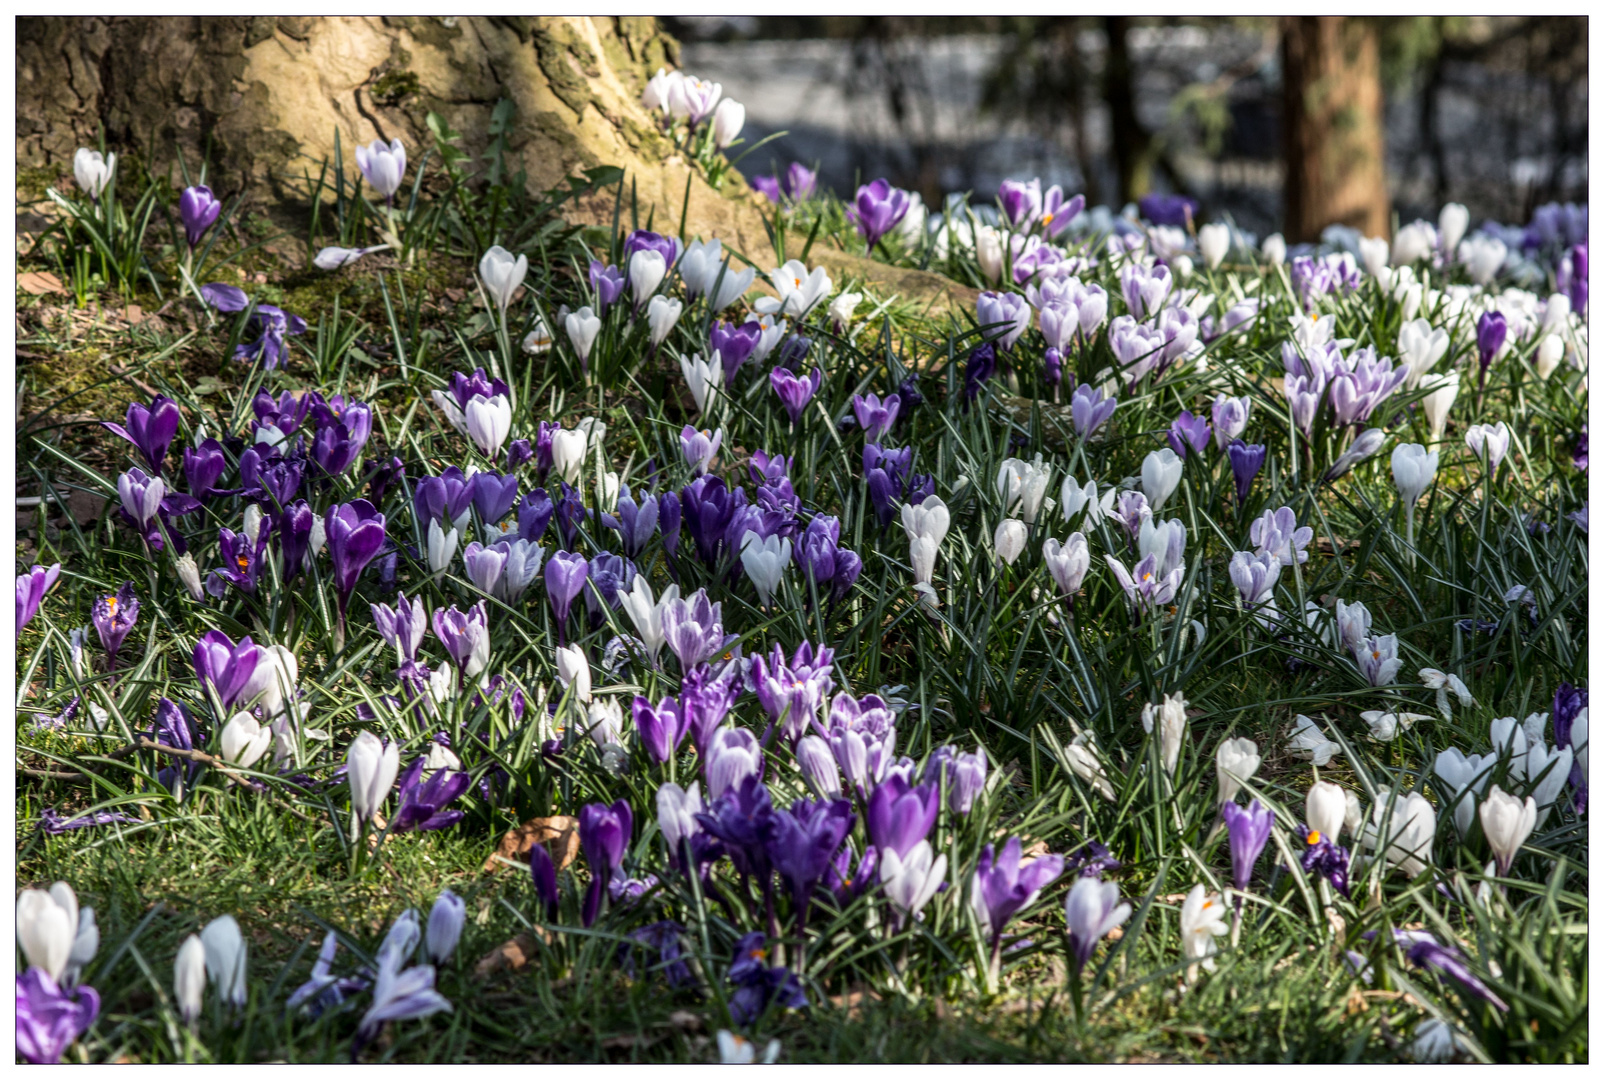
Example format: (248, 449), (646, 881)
(1421, 371), (1460, 443)
(426, 889), (466, 965)
(1535, 333), (1564, 379)
(175, 553), (205, 601)
(179, 185), (222, 249)
(647, 295), (682, 348)
(1260, 233), (1286, 267)
(479, 246), (528, 314)
(1141, 448), (1183, 512)
(1465, 421), (1511, 475)
(1357, 236), (1390, 279)
(739, 532), (791, 607)
(174, 934), (207, 1023)
(564, 306), (602, 371)
(74, 147), (116, 200)
(1391, 444), (1439, 506)
(1479, 785), (1537, 876)
(348, 730), (401, 826)
(1306, 781), (1347, 844)
(712, 98), (745, 148)
(550, 428), (587, 486)
(555, 644), (592, 704)
(200, 914), (247, 1008)
(16, 883), (78, 982)
(993, 519), (1029, 566)
(796, 735), (842, 799)
(1170, 254), (1194, 281)
(1215, 737), (1260, 806)
(1197, 223), (1229, 270)
(355, 137), (407, 199)
(1438, 202), (1469, 254)
(220, 712), (271, 769)
(628, 249), (668, 309)
(63, 908), (98, 990)
(427, 519), (459, 578)
(976, 225), (1004, 284)
(465, 394), (512, 460)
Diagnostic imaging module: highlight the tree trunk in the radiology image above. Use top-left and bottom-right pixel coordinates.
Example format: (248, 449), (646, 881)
(1104, 17), (1155, 206)
(1280, 16), (1390, 242)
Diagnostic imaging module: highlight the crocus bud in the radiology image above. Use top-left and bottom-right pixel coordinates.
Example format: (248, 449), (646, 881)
(348, 730), (401, 826)
(355, 137), (407, 199)
(1478, 784), (1536, 876)
(1260, 233), (1286, 267)
(200, 914), (247, 1008)
(479, 245), (529, 314)
(1140, 448), (1183, 512)
(63, 908), (98, 990)
(1391, 444), (1439, 506)
(556, 644), (592, 704)
(1305, 781), (1347, 844)
(16, 883), (78, 982)
(1215, 737), (1260, 806)
(629, 250), (668, 308)
(74, 147), (116, 200)
(1197, 224), (1230, 269)
(712, 98), (745, 148)
(174, 934), (207, 1023)
(797, 735), (841, 799)
(993, 519), (1028, 566)
(647, 295), (683, 348)
(1438, 202), (1469, 254)
(1535, 334), (1564, 379)
(179, 185), (222, 249)
(426, 889), (466, 965)
(550, 429), (586, 486)
(175, 553), (205, 601)
(465, 395), (512, 460)
(427, 519), (459, 578)
(220, 712), (271, 769)
(1357, 236), (1390, 279)
(564, 306), (602, 371)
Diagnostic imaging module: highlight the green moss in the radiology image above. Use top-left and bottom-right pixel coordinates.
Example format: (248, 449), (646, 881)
(371, 69), (421, 106)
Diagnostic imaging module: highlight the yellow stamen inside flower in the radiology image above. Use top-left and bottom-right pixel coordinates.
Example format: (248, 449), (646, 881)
(750, 948), (767, 962)
(1307, 830), (1322, 845)
(237, 554), (250, 571)
(104, 596), (118, 615)
(1042, 212), (1054, 226)
(793, 277), (802, 288)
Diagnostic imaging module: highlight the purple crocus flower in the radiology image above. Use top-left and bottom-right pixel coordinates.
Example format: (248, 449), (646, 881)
(579, 799), (633, 927)
(1298, 827), (1351, 898)
(179, 185), (222, 249)
(865, 774), (939, 860)
(544, 550), (589, 632)
(391, 755), (471, 833)
(599, 486), (659, 558)
(1168, 411), (1211, 459)
(431, 602), (488, 683)
(784, 163), (818, 200)
(325, 500), (387, 616)
(1476, 311), (1507, 389)
(518, 489), (555, 544)
(1137, 193), (1197, 227)
(199, 283), (307, 370)
(413, 467), (475, 531)
(589, 259), (627, 317)
(1063, 876), (1132, 977)
(150, 697), (201, 795)
(239, 449), (303, 511)
(1070, 384), (1117, 439)
(37, 806), (141, 834)
(696, 774), (775, 882)
(976, 291), (1032, 351)
(766, 796), (855, 925)
(751, 174), (782, 203)
(183, 439), (231, 499)
(849, 179), (911, 252)
(1552, 682), (1589, 810)
(470, 471), (520, 527)
(193, 630), (260, 711)
(709, 320), (762, 384)
(309, 397), (374, 478)
(1228, 440), (1267, 505)
(16, 968), (100, 1065)
(751, 641), (836, 743)
(633, 695), (687, 764)
(215, 523), (271, 594)
(253, 388), (314, 435)
(680, 475), (740, 567)
(726, 929), (808, 1025)
(926, 745), (988, 814)
(1221, 799), (1273, 892)
(1380, 930), (1509, 1012)
(825, 842), (879, 906)
(16, 563), (61, 634)
(1562, 243), (1587, 316)
(449, 368), (511, 411)
(271, 501), (313, 580)
(623, 230), (681, 268)
(529, 842), (560, 918)
(116, 466), (167, 539)
(770, 366), (823, 427)
(660, 589), (728, 672)
(553, 483), (589, 550)
(680, 665), (740, 753)
(965, 342), (998, 404)
(1063, 840), (1122, 880)
(102, 395), (181, 475)
(583, 552), (635, 628)
(504, 439), (533, 472)
(971, 836), (1065, 949)
(90, 581), (139, 665)
(622, 920), (694, 988)
(851, 393), (901, 440)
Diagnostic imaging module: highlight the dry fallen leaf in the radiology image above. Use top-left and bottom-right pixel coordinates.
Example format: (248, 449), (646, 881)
(485, 815), (580, 873)
(473, 929), (551, 978)
(18, 271), (65, 295)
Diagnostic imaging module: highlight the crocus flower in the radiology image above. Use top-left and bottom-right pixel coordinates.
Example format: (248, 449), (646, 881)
(1382, 930), (1508, 1012)
(1465, 421), (1511, 475)
(544, 549), (589, 633)
(751, 641), (835, 743)
(865, 774), (939, 860)
(103, 395), (181, 475)
(975, 290), (1032, 351)
(353, 946), (452, 1058)
(1063, 876), (1132, 976)
(16, 563), (61, 634)
(849, 179), (911, 251)
(88, 581), (139, 666)
(765, 797), (855, 923)
(1227, 440), (1267, 504)
(660, 588), (728, 671)
(193, 631), (260, 712)
(1070, 383), (1117, 439)
(393, 756), (471, 834)
(1250, 506), (1312, 566)
(431, 602), (490, 684)
(15, 968), (99, 1064)
(1179, 884), (1228, 976)
(355, 137), (407, 200)
(1167, 411), (1210, 459)
(880, 840), (946, 928)
(324, 500), (386, 615)
(198, 284), (307, 370)
(770, 366), (822, 428)
(851, 393), (901, 440)
(199, 915), (247, 1010)
(179, 185), (222, 249)
(970, 836), (1065, 950)
(1221, 799), (1273, 892)
(580, 799), (633, 927)
(1105, 552), (1182, 615)
(73, 147), (115, 200)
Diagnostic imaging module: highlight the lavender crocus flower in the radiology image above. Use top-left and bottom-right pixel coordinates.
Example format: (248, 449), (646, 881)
(783, 163), (818, 200)
(1227, 440), (1267, 504)
(579, 799), (633, 927)
(325, 500), (387, 617)
(352, 946), (452, 1060)
(193, 630), (260, 711)
(183, 439), (230, 500)
(659, 588), (727, 672)
(116, 467), (167, 538)
(1168, 411), (1211, 459)
(431, 602), (489, 684)
(750, 174), (782, 203)
(634, 695), (688, 764)
(1379, 930), (1509, 1012)
(588, 260), (627, 317)
(372, 592), (428, 665)
(90, 581), (139, 665)
(1138, 193), (1198, 228)
(849, 179), (911, 252)
(179, 185), (222, 249)
(544, 550), (589, 631)
(926, 745), (988, 813)
(37, 806), (140, 834)
(976, 291), (1032, 351)
(16, 563), (61, 634)
(102, 395), (181, 475)
(766, 796), (855, 925)
(865, 774), (939, 860)
(1221, 799), (1273, 892)
(16, 968), (100, 1065)
(600, 485), (660, 558)
(1211, 395), (1251, 450)
(1063, 877), (1132, 977)
(199, 284), (307, 370)
(1105, 552), (1182, 614)
(771, 366), (823, 427)
(751, 641), (836, 743)
(469, 471), (520, 528)
(851, 393), (901, 440)
(1064, 841), (1122, 880)
(1070, 384), (1117, 439)
(970, 837), (1065, 950)
(1476, 311), (1507, 389)
(391, 756), (471, 833)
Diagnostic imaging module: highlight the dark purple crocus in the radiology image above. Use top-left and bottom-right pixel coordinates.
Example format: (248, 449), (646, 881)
(199, 283), (307, 370)
(680, 475), (740, 567)
(239, 449), (303, 510)
(470, 471), (520, 528)
(710, 319), (762, 384)
(866, 774), (939, 860)
(1563, 244), (1587, 316)
(964, 342), (998, 405)
(633, 695), (688, 764)
(413, 468), (475, 531)
(1299, 827), (1351, 898)
(505, 439), (534, 472)
(325, 500), (387, 617)
(851, 393), (901, 441)
(518, 489), (555, 544)
(584, 553), (635, 628)
(579, 799), (633, 927)
(825, 843), (878, 906)
(695, 774), (775, 882)
(784, 163), (817, 200)
(38, 806), (141, 834)
(1227, 440), (1267, 505)
(274, 500), (317, 580)
(1138, 193), (1198, 228)
(16, 563), (61, 634)
(1473, 310), (1507, 391)
(150, 697), (201, 795)
(623, 229), (681, 268)
(599, 486), (658, 558)
(391, 756), (471, 833)
(553, 482), (589, 550)
(1063, 841), (1122, 880)
(588, 259), (627, 317)
(103, 395), (181, 475)
(16, 968), (99, 1065)
(1383, 930), (1509, 1012)
(1221, 799), (1273, 892)
(972, 836), (1066, 950)
(726, 930), (808, 1025)
(90, 581), (139, 665)
(179, 185), (223, 250)
(183, 439), (231, 499)
(622, 920), (694, 989)
(1168, 411), (1211, 459)
(215, 524), (271, 594)
(253, 389), (314, 435)
(771, 366), (823, 427)
(529, 842), (560, 918)
(751, 174), (782, 203)
(449, 368), (511, 411)
(193, 630), (260, 711)
(544, 550), (589, 633)
(766, 796), (855, 926)
(680, 665), (740, 753)
(1552, 682), (1589, 811)
(1044, 347), (1064, 390)
(309, 397), (373, 478)
(849, 178), (911, 252)
(798, 514), (842, 589)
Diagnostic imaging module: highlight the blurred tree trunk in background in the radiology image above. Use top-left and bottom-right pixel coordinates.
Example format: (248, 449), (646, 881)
(1281, 16), (1390, 241)
(1104, 17), (1156, 205)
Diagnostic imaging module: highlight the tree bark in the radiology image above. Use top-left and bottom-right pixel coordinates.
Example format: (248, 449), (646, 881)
(1104, 17), (1155, 206)
(1280, 16), (1390, 242)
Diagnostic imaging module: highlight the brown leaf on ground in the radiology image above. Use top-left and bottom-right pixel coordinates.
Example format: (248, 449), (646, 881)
(484, 815), (581, 873)
(473, 929), (551, 978)
(18, 271), (64, 295)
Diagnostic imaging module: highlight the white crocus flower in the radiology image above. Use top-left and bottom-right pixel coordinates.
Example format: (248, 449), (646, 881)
(992, 519), (1028, 566)
(880, 840), (947, 925)
(220, 712), (272, 768)
(647, 295), (683, 348)
(620, 575), (679, 664)
(1434, 747), (1495, 839)
(628, 249), (668, 307)
(1305, 781), (1348, 843)
(1419, 668), (1475, 719)
(1197, 223), (1230, 269)
(564, 306), (602, 370)
(550, 427), (587, 486)
(1215, 737), (1260, 806)
(464, 394), (512, 459)
(1286, 714), (1342, 766)
(1141, 692), (1188, 776)
(478, 245), (528, 314)
(16, 883), (79, 982)
(430, 390), (468, 435)
(427, 519), (459, 579)
(1368, 789), (1436, 878)
(1140, 448), (1183, 512)
(1179, 885), (1229, 978)
(754, 260), (832, 317)
(680, 352), (725, 418)
(717, 1030), (781, 1064)
(174, 934), (207, 1024)
(1063, 731), (1117, 801)
(1479, 785), (1537, 875)
(555, 644), (592, 705)
(1420, 370), (1460, 444)
(739, 532), (791, 607)
(74, 147), (116, 199)
(997, 454), (1052, 524)
(201, 914), (248, 1008)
